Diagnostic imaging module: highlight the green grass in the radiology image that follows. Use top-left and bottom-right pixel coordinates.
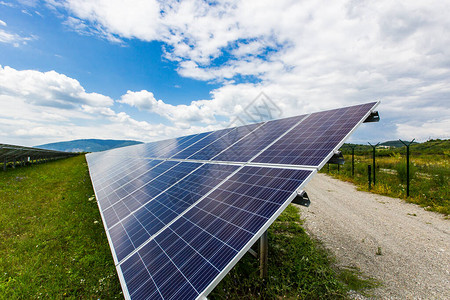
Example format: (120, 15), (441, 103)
(0, 155), (121, 299)
(210, 205), (375, 299)
(1, 156), (375, 299)
(322, 152), (449, 215)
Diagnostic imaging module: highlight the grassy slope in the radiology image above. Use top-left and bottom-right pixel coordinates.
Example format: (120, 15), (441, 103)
(0, 155), (121, 299)
(1, 156), (370, 299)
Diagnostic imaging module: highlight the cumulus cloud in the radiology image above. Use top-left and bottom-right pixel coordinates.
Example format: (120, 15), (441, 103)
(0, 66), (221, 146)
(119, 90), (217, 126)
(46, 0), (450, 141)
(0, 65), (113, 108)
(3, 0), (449, 144)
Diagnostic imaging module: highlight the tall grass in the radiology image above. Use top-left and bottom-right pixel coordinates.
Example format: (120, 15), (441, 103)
(323, 153), (449, 215)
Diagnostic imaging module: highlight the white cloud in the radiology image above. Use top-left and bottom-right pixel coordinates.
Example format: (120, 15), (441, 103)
(0, 26), (35, 47)
(50, 0), (449, 141)
(3, 0), (450, 145)
(0, 66), (221, 146)
(119, 90), (217, 126)
(396, 119), (450, 141)
(0, 65), (113, 108)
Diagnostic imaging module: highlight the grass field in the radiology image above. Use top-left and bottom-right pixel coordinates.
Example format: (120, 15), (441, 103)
(323, 141), (449, 215)
(0, 155), (373, 299)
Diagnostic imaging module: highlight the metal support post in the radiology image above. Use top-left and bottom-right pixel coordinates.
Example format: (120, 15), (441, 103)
(368, 142), (379, 185)
(259, 230), (268, 278)
(351, 146), (355, 177)
(399, 139), (415, 197)
(368, 165), (371, 190)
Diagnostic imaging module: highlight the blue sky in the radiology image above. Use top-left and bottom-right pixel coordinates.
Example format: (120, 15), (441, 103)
(1, 0), (449, 146)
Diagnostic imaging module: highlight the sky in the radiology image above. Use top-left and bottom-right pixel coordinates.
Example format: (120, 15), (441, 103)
(0, 0), (449, 147)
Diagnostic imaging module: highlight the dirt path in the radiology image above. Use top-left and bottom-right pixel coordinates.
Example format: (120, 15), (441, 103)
(298, 173), (449, 299)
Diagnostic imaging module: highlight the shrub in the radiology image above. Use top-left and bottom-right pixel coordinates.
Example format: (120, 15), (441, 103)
(396, 162), (416, 183)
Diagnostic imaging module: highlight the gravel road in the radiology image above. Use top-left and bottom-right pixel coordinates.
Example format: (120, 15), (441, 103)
(298, 173), (449, 299)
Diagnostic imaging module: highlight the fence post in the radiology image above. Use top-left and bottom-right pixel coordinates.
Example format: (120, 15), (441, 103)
(399, 139), (415, 197)
(351, 146), (355, 177)
(368, 142), (380, 185)
(368, 165), (371, 190)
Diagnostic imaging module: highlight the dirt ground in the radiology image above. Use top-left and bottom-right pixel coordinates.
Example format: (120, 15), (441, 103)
(298, 173), (449, 299)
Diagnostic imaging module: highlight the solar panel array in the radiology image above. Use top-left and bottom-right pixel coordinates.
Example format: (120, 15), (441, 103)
(86, 102), (379, 299)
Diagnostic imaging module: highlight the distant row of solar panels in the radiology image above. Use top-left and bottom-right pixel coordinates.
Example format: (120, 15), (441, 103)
(86, 102), (379, 299)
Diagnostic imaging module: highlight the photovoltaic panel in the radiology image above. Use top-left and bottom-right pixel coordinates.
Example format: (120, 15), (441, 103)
(212, 114), (308, 163)
(118, 166), (314, 299)
(85, 101), (379, 300)
(171, 128), (235, 159)
(106, 163), (239, 263)
(150, 131), (213, 159)
(188, 122), (263, 161)
(252, 102), (377, 167)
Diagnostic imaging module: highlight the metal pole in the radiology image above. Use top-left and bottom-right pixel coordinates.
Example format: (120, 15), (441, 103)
(368, 142), (380, 185)
(406, 145), (410, 197)
(399, 139), (415, 198)
(372, 147), (376, 185)
(368, 165), (371, 190)
(351, 147), (355, 177)
(260, 230), (268, 278)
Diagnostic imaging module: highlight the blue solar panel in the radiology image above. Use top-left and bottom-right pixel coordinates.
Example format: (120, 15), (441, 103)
(101, 161), (199, 226)
(118, 166), (314, 299)
(105, 163), (239, 263)
(171, 128), (234, 159)
(85, 101), (379, 300)
(252, 102), (377, 167)
(188, 122), (263, 161)
(212, 114), (307, 162)
(151, 131), (213, 159)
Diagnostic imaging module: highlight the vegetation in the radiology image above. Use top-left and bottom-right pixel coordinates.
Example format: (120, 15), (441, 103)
(325, 139), (449, 215)
(210, 205), (375, 299)
(0, 155), (122, 299)
(0, 156), (375, 299)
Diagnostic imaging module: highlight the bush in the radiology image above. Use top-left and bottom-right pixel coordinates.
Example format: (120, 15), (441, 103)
(396, 162), (416, 183)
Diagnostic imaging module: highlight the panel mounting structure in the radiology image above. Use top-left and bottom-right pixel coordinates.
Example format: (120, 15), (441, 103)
(86, 101), (379, 299)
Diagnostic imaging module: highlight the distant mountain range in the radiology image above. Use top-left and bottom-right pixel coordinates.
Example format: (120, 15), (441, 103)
(35, 139), (143, 153)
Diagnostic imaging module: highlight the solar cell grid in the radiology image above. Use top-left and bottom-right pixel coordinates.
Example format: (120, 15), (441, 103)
(212, 114), (307, 162)
(188, 122), (262, 161)
(119, 166), (314, 299)
(252, 102), (377, 166)
(85, 101), (379, 300)
(151, 131), (212, 159)
(93, 159), (160, 193)
(105, 163), (239, 263)
(101, 161), (198, 219)
(171, 128), (234, 159)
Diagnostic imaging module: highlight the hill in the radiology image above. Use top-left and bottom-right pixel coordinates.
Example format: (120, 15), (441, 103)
(35, 139), (143, 153)
(380, 140), (419, 148)
(340, 139), (449, 156)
